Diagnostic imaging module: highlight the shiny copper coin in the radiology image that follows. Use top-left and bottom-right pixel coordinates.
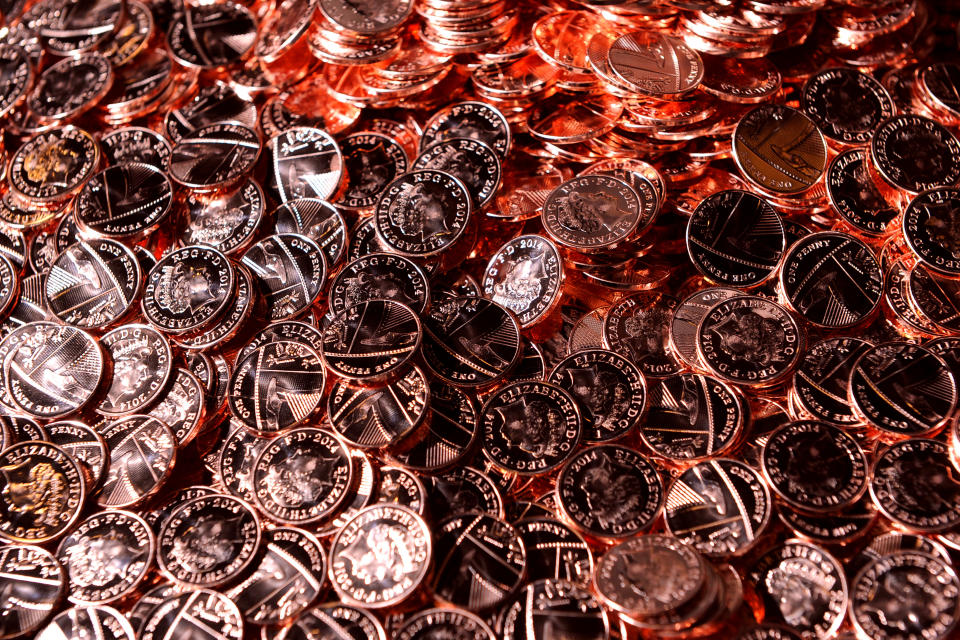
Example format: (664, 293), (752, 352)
(493, 161), (565, 221)
(315, 448), (376, 538)
(27, 52), (112, 122)
(164, 82), (258, 143)
(167, 1), (256, 69)
(792, 337), (872, 426)
(45, 421), (106, 488)
(870, 438), (960, 532)
(97, 415), (176, 508)
(39, 0), (123, 54)
(526, 93), (623, 144)
(903, 187), (960, 277)
(395, 608), (494, 640)
(180, 179), (264, 256)
(0, 544), (64, 639)
(157, 493), (261, 588)
(99, 127), (171, 171)
(329, 253), (430, 318)
(603, 291), (682, 378)
(849, 342), (957, 438)
(483, 234), (562, 329)
(272, 198), (347, 268)
(421, 101), (511, 159)
(696, 295), (802, 387)
(241, 233), (325, 321)
(607, 31), (703, 97)
(97, 323), (172, 417)
(826, 148), (899, 237)
(0, 45), (31, 120)
(732, 104), (826, 195)
(700, 56), (781, 104)
(327, 365), (429, 449)
(237, 320), (325, 362)
(801, 68), (895, 145)
(920, 62), (960, 122)
(670, 287), (739, 369)
(514, 518), (592, 586)
(543, 174), (641, 252)
(8, 126), (99, 205)
(142, 246), (235, 334)
(338, 132), (409, 211)
(218, 425), (270, 503)
(413, 138), (500, 210)
(908, 263), (960, 332)
(531, 10), (611, 74)
(138, 590), (242, 640)
(375, 466), (425, 514)
(36, 605), (134, 640)
(389, 379), (476, 472)
(146, 368), (207, 446)
(168, 122), (260, 192)
(268, 127), (343, 203)
(229, 341), (325, 435)
(75, 163), (173, 240)
(251, 426), (351, 525)
(424, 466), (504, 519)
(321, 299), (420, 383)
(101, 0), (152, 65)
(55, 510), (153, 605)
(871, 115), (960, 194)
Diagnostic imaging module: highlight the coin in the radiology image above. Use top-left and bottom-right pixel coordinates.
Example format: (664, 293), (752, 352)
(329, 253), (430, 318)
(271, 198), (348, 268)
(687, 189), (785, 287)
(872, 115), (960, 194)
(374, 169), (472, 257)
(480, 380), (581, 475)
(670, 287), (739, 368)
(138, 590), (242, 640)
(98, 415), (176, 508)
(168, 122), (260, 191)
(696, 295), (802, 387)
(556, 444), (662, 540)
(39, 0), (123, 54)
(700, 56), (781, 104)
(801, 68), (895, 145)
(389, 379), (476, 472)
(226, 526), (327, 626)
(514, 518), (592, 586)
(144, 485), (218, 537)
(849, 342), (957, 438)
(45, 421), (107, 489)
(321, 299), (421, 383)
(849, 551), (959, 640)
(433, 513), (525, 611)
(870, 438), (960, 532)
(218, 425), (270, 503)
(327, 365), (429, 449)
(747, 540), (847, 639)
(237, 320), (326, 362)
(732, 104), (827, 195)
(421, 101), (510, 159)
(276, 603), (386, 640)
(338, 132), (409, 211)
(792, 337), (872, 426)
(101, 0), (153, 65)
(241, 234), (325, 321)
(903, 187), (960, 277)
(375, 466), (425, 514)
(603, 291), (682, 378)
(395, 608), (494, 640)
(8, 126), (99, 204)
(503, 578), (607, 640)
(424, 466), (504, 519)
(28, 52), (112, 122)
(167, 1), (256, 69)
(164, 83), (258, 143)
(607, 31), (703, 97)
(146, 368), (207, 446)
(100, 127), (172, 170)
(98, 324), (172, 416)
(413, 138), (501, 209)
(55, 510), (153, 605)
(269, 127), (343, 203)
(542, 174), (641, 252)
(825, 148), (899, 237)
(0, 544), (64, 639)
(908, 263), (960, 333)
(36, 605), (135, 640)
(142, 246), (235, 334)
(483, 234), (563, 328)
(157, 493), (261, 588)
(75, 163), (173, 240)
(0, 441), (85, 543)
(0, 45), (31, 120)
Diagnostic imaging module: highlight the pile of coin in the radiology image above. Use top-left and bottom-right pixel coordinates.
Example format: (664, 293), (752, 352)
(1, 0), (960, 639)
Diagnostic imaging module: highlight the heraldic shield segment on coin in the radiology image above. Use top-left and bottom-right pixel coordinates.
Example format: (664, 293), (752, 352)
(3, 0), (960, 638)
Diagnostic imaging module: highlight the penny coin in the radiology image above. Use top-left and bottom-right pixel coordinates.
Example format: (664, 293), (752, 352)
(547, 349), (645, 443)
(849, 551), (959, 640)
(139, 590), (242, 640)
(39, 0), (123, 54)
(607, 31), (703, 97)
(252, 427), (352, 525)
(779, 231), (882, 329)
(732, 104), (827, 195)
(909, 263), (960, 333)
(55, 510), (153, 605)
(779, 497), (877, 546)
(271, 198), (347, 267)
(180, 179), (263, 256)
(696, 295), (802, 387)
(557, 444), (662, 540)
(670, 287), (739, 368)
(687, 189), (785, 287)
(98, 48), (170, 117)
(329, 253), (430, 318)
(157, 493), (261, 588)
(100, 127), (171, 170)
(0, 544), (64, 639)
(375, 466), (425, 515)
(921, 62), (960, 120)
(665, 458), (770, 557)
(0, 227), (26, 276)
(871, 438), (960, 532)
(603, 291), (682, 378)
(75, 164), (173, 240)
(0, 441), (86, 544)
(276, 603), (386, 640)
(903, 187), (960, 277)
(594, 534), (705, 618)
(542, 174), (641, 252)
(2, 416), (45, 444)
(421, 101), (511, 159)
(374, 169), (472, 257)
(44, 240), (140, 328)
(314, 447), (376, 538)
(167, 1), (256, 68)
(241, 233), (325, 321)
(327, 366), (429, 449)
(792, 337), (872, 426)
(45, 421), (107, 488)
(480, 380), (581, 475)
(4, 322), (103, 418)
(98, 324), (172, 417)
(218, 425), (270, 503)
(100, 0), (153, 65)
(700, 56), (781, 104)
(2, 193), (61, 232)
(142, 246), (235, 334)
(28, 52), (112, 122)
(338, 132), (409, 211)
(395, 608), (494, 640)
(389, 379), (476, 472)
(229, 341), (325, 435)
(146, 368), (207, 447)
(642, 373), (743, 461)
(98, 415), (176, 508)
(36, 605), (134, 640)
(144, 485), (217, 538)
(424, 467), (503, 519)
(226, 526), (327, 626)
(269, 127), (343, 203)
(747, 540), (847, 639)
(237, 320), (325, 362)
(0, 45), (31, 120)
(413, 138), (501, 209)
(502, 578), (607, 640)
(433, 513), (525, 611)
(514, 518), (592, 586)
(321, 299), (421, 383)
(762, 421), (868, 512)
(483, 234), (562, 329)
(872, 115), (960, 194)
(494, 161), (566, 221)
(8, 126), (99, 204)
(849, 342), (957, 438)
(168, 122), (260, 192)
(801, 68), (895, 145)
(319, 0), (412, 33)
(125, 582), (190, 635)
(164, 83), (258, 143)
(826, 148), (899, 237)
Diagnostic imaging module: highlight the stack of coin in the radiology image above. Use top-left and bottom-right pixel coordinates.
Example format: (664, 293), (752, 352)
(417, 0), (513, 54)
(309, 0), (414, 65)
